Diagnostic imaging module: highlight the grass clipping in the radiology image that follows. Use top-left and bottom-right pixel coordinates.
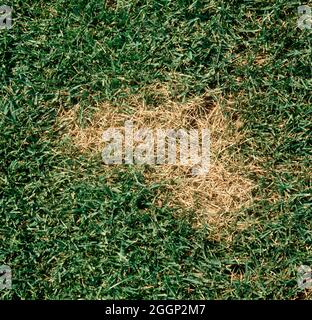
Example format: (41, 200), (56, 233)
(58, 86), (255, 222)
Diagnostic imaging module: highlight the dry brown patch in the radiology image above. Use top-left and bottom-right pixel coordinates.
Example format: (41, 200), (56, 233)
(57, 84), (256, 226)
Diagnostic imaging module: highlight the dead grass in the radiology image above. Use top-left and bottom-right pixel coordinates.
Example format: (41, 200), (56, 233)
(57, 84), (257, 226)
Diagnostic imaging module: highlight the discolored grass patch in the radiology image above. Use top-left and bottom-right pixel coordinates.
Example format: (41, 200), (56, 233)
(58, 84), (256, 225)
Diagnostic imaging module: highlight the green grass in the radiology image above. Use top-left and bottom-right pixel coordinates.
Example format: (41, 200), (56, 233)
(0, 0), (311, 299)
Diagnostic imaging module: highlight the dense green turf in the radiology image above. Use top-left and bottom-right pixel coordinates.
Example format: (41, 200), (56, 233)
(0, 0), (311, 299)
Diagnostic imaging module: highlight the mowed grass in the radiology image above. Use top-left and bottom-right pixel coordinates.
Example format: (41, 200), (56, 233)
(0, 0), (311, 299)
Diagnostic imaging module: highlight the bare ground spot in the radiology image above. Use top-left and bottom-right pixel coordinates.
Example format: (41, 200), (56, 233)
(57, 84), (257, 227)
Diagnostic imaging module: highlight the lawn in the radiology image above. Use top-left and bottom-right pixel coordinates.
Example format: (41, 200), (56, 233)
(0, 0), (311, 299)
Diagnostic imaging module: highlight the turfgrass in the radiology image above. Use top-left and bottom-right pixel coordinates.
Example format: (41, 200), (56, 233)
(0, 0), (311, 299)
